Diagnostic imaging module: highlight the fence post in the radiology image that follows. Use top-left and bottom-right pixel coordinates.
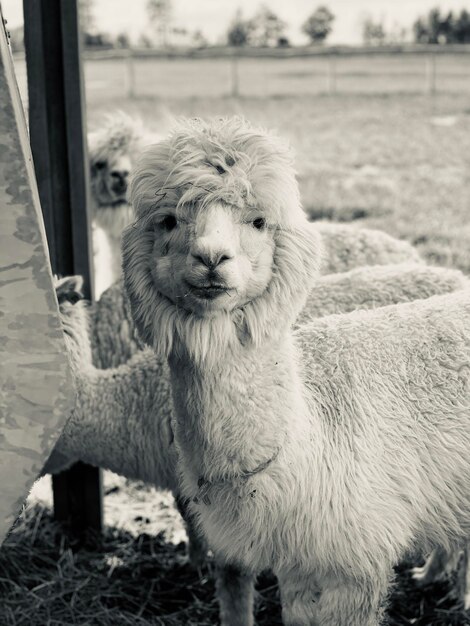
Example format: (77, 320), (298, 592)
(23, 0), (103, 534)
(425, 54), (437, 95)
(231, 54), (240, 98)
(327, 55), (337, 94)
(125, 48), (136, 99)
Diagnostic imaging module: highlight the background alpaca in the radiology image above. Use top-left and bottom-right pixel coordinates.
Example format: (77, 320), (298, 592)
(317, 221), (422, 273)
(88, 113), (151, 297)
(121, 116), (470, 626)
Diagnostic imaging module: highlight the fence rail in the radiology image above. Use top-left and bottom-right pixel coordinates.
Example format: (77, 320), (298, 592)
(80, 43), (470, 61)
(11, 46), (470, 103)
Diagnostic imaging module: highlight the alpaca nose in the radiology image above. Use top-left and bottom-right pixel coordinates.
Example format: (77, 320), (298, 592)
(191, 249), (232, 270)
(191, 205), (236, 269)
(110, 170), (129, 193)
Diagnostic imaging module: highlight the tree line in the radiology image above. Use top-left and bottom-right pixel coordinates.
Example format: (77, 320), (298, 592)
(8, 1), (465, 52)
(227, 5), (335, 48)
(413, 8), (470, 44)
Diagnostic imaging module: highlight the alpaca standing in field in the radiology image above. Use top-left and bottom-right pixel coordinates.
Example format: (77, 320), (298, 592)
(121, 116), (470, 626)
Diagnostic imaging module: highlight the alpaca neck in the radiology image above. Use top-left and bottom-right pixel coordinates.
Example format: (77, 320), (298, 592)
(168, 329), (308, 484)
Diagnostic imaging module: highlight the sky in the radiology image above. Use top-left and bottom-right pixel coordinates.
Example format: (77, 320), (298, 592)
(3, 0), (470, 44)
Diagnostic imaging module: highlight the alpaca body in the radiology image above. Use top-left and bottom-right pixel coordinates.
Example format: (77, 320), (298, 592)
(46, 279), (177, 489)
(48, 350), (177, 491)
(169, 336), (313, 576)
(169, 289), (470, 625)
(316, 221), (422, 274)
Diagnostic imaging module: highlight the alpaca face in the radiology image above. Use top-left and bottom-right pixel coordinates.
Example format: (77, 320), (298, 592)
(123, 117), (322, 359)
(148, 201), (276, 315)
(90, 152), (132, 208)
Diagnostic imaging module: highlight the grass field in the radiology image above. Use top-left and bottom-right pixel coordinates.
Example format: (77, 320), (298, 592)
(5, 53), (470, 624)
(12, 54), (470, 274)
(87, 90), (470, 274)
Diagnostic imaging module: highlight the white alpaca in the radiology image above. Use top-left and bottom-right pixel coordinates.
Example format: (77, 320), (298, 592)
(121, 116), (470, 626)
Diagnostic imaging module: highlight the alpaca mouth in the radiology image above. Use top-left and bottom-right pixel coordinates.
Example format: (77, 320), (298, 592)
(110, 197), (128, 208)
(97, 196), (128, 209)
(185, 280), (234, 300)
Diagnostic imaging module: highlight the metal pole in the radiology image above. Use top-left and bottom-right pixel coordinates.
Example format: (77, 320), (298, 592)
(23, 0), (102, 534)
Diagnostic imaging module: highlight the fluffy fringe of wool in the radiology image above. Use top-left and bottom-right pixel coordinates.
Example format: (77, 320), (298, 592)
(129, 116), (305, 231)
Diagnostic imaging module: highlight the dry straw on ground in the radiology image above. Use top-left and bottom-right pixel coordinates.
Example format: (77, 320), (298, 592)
(1, 488), (469, 626)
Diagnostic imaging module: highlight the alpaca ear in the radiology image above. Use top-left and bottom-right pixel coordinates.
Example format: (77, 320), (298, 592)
(274, 223), (323, 288)
(295, 222), (324, 278)
(55, 276), (84, 305)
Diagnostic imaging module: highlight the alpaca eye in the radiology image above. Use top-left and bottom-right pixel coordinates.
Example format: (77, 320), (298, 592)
(252, 218), (266, 231)
(160, 215), (178, 231)
(94, 160), (107, 170)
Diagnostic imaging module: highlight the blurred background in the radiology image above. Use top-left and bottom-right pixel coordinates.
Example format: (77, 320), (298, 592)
(4, 0), (470, 273)
(2, 2), (470, 624)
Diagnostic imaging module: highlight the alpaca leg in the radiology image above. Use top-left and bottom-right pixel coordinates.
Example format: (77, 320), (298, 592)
(215, 563), (255, 626)
(412, 547), (460, 586)
(315, 580), (386, 626)
(174, 494), (207, 568)
(454, 543), (470, 610)
(277, 573), (321, 626)
(465, 545), (470, 610)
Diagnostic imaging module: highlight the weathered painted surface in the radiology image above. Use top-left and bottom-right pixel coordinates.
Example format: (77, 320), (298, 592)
(0, 12), (74, 542)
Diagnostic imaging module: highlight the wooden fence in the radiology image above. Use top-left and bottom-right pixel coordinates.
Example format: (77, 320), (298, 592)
(88, 44), (470, 99)
(10, 45), (470, 104)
